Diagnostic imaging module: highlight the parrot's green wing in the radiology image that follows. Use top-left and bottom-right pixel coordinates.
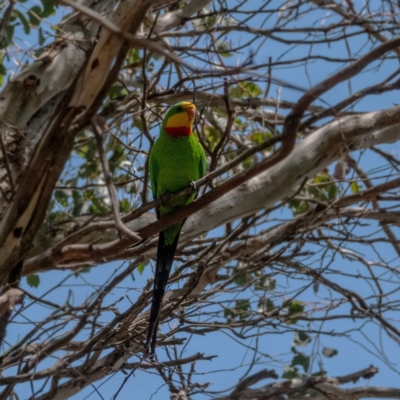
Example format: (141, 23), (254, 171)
(149, 148), (158, 200)
(199, 146), (207, 180)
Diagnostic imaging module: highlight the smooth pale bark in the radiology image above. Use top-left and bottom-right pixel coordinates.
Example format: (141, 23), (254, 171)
(22, 108), (400, 275)
(122, 110), (400, 244)
(181, 111), (400, 242)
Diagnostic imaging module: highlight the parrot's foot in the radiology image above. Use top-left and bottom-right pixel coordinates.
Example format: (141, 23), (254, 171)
(190, 181), (197, 191)
(160, 191), (173, 205)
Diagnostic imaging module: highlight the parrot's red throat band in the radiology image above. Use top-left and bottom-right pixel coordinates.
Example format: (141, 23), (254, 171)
(165, 126), (192, 138)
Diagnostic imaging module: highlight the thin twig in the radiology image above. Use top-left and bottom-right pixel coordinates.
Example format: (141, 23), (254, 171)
(91, 115), (141, 242)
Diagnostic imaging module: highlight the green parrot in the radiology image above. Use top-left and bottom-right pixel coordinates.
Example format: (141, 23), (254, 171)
(145, 101), (207, 357)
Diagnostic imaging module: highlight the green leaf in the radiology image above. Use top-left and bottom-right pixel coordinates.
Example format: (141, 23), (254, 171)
(119, 198), (130, 213)
(255, 276), (275, 291)
(126, 181), (138, 194)
(313, 172), (330, 185)
(216, 40), (232, 57)
(54, 190), (69, 207)
(282, 366), (298, 379)
(137, 262), (147, 274)
(291, 352), (310, 372)
(204, 125), (220, 151)
(15, 10), (30, 34)
(235, 299), (250, 315)
(322, 347), (338, 358)
(233, 262), (251, 286)
(28, 6), (42, 27)
(90, 197), (110, 215)
(284, 300), (304, 324)
(224, 299), (251, 321)
(298, 331), (310, 342)
(258, 297), (275, 313)
(27, 274), (40, 288)
(289, 198), (310, 216)
(350, 181), (362, 193)
(109, 85), (126, 100)
(223, 307), (235, 321)
(0, 24), (15, 49)
(288, 301), (304, 314)
(109, 142), (124, 172)
(242, 156), (255, 169)
(71, 190), (84, 216)
(127, 48), (141, 64)
(326, 182), (338, 200)
(47, 210), (68, 223)
(312, 369), (327, 377)
(40, 0), (56, 18)
(79, 161), (98, 178)
(250, 131), (273, 144)
(83, 189), (94, 201)
(204, 15), (216, 28)
(38, 27), (46, 46)
(293, 331), (311, 347)
(233, 271), (250, 286)
(310, 172), (338, 201)
(230, 81), (262, 98)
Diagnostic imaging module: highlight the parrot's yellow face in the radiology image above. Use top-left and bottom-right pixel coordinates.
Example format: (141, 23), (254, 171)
(164, 102), (196, 138)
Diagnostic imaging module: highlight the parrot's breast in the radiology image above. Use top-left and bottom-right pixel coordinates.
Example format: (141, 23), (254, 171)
(156, 136), (201, 210)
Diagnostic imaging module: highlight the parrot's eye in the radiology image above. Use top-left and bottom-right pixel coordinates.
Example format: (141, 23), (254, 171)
(177, 106), (183, 112)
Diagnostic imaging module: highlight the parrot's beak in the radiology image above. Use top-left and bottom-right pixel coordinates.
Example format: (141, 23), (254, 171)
(186, 106), (196, 121)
